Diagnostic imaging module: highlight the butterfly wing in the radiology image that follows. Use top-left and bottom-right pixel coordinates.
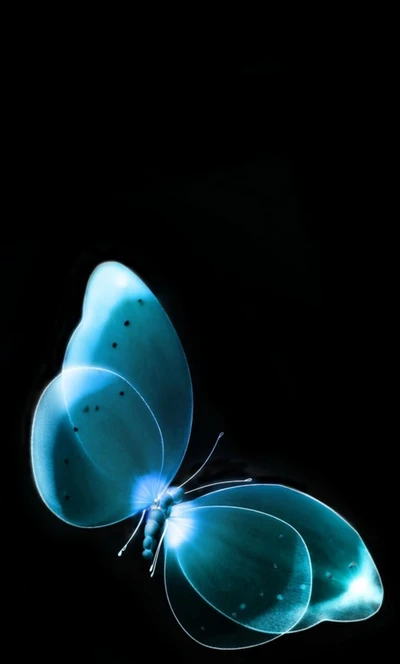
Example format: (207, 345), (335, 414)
(184, 484), (384, 630)
(63, 261), (193, 494)
(31, 262), (194, 526)
(31, 367), (163, 526)
(164, 503), (312, 649)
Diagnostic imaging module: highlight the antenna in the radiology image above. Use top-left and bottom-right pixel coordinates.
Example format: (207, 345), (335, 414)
(149, 522), (169, 577)
(178, 432), (224, 489)
(118, 509), (146, 557)
(184, 477), (252, 495)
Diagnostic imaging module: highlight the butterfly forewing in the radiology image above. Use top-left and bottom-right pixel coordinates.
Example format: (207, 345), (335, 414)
(184, 484), (384, 629)
(63, 261), (193, 493)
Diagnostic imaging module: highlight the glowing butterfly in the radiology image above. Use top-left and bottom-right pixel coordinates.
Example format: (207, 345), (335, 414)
(31, 262), (383, 649)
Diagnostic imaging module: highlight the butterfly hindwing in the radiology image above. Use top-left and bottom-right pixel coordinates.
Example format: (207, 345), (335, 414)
(164, 503), (312, 649)
(164, 547), (276, 649)
(31, 367), (163, 526)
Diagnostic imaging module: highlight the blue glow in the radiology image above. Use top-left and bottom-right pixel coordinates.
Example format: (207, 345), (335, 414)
(131, 473), (164, 514)
(30, 261), (384, 650)
(165, 514), (195, 549)
(348, 576), (372, 598)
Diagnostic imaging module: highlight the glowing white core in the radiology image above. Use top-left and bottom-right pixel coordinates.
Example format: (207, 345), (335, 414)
(348, 575), (372, 598)
(115, 272), (130, 288)
(166, 515), (194, 548)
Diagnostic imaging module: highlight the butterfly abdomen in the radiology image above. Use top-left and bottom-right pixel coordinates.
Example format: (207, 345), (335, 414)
(142, 508), (165, 559)
(142, 487), (184, 560)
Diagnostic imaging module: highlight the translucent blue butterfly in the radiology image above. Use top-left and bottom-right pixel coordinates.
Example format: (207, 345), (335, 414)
(31, 261), (383, 649)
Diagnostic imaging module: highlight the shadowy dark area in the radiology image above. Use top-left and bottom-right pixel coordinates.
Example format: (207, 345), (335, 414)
(7, 54), (391, 663)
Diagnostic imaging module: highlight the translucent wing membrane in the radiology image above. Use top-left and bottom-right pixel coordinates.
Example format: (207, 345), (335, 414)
(183, 485), (383, 629)
(30, 260), (383, 650)
(164, 504), (312, 649)
(165, 550), (275, 649)
(63, 262), (193, 494)
(31, 367), (163, 526)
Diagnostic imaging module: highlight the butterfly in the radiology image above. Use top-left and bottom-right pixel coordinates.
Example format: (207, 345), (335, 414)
(30, 261), (383, 649)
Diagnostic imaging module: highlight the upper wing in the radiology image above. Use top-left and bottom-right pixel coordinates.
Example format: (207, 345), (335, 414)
(164, 503), (311, 649)
(184, 484), (384, 630)
(63, 261), (193, 495)
(31, 366), (163, 527)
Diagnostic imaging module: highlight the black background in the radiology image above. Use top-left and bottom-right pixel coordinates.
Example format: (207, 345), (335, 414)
(9, 55), (392, 661)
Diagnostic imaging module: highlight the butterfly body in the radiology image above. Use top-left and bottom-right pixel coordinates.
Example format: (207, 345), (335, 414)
(142, 487), (185, 559)
(30, 261), (383, 650)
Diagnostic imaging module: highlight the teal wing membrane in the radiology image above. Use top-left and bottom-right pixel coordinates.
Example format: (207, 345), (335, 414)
(31, 367), (163, 526)
(31, 262), (193, 526)
(180, 485), (383, 632)
(164, 504), (312, 649)
(62, 262), (193, 493)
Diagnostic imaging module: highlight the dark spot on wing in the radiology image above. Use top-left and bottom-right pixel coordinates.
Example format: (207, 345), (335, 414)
(83, 406), (89, 412)
(112, 342), (118, 348)
(138, 299), (144, 305)
(65, 495), (70, 501)
(73, 427), (79, 432)
(95, 405), (100, 411)
(124, 320), (130, 326)
(64, 459), (69, 464)
(119, 391), (124, 396)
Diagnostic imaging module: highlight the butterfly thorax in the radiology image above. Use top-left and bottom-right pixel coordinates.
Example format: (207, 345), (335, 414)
(142, 486), (184, 560)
